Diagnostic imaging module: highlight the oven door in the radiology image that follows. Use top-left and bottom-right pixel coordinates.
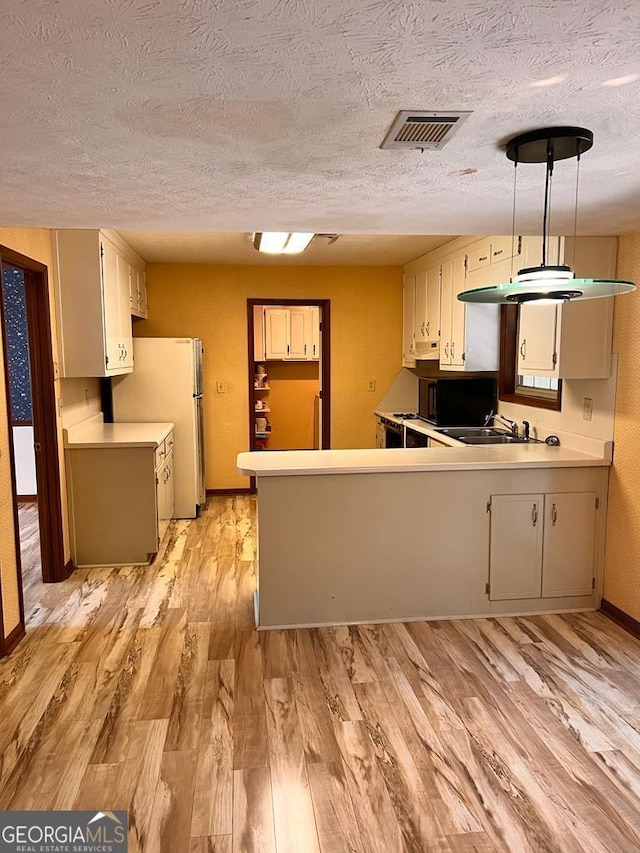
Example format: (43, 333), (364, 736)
(405, 427), (428, 448)
(384, 423), (403, 448)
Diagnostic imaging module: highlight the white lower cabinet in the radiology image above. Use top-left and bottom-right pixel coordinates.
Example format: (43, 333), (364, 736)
(488, 491), (597, 601)
(66, 431), (174, 567)
(157, 449), (174, 545)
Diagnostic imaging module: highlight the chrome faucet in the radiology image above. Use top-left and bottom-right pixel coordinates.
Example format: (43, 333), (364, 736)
(484, 409), (519, 435)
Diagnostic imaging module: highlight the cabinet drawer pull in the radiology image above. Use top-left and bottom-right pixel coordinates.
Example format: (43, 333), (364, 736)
(551, 503), (557, 526)
(493, 249), (504, 257)
(520, 339), (527, 360)
(532, 503), (538, 526)
(479, 255), (488, 262)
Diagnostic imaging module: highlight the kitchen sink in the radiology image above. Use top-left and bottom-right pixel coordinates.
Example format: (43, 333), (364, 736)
(435, 427), (508, 438)
(434, 426), (543, 445)
(460, 434), (525, 444)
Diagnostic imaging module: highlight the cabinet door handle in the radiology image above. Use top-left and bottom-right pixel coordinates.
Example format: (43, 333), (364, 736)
(313, 344), (316, 356)
(451, 342), (455, 358)
(551, 503), (557, 526)
(426, 321), (430, 337)
(304, 344), (307, 355)
(532, 503), (538, 526)
(421, 322), (425, 336)
(287, 344), (290, 355)
(520, 339), (527, 360)
(444, 343), (449, 357)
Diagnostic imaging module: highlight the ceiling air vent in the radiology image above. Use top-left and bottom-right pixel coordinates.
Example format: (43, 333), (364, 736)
(380, 110), (472, 151)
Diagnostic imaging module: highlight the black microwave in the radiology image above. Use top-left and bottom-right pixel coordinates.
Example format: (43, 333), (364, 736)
(418, 376), (497, 426)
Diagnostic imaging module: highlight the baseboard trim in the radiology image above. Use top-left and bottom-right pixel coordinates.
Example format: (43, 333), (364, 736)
(600, 599), (640, 642)
(4, 623), (26, 655)
(17, 494), (37, 503)
(206, 488), (252, 496)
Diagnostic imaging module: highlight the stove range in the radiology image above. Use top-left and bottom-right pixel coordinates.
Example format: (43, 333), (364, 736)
(393, 412), (419, 419)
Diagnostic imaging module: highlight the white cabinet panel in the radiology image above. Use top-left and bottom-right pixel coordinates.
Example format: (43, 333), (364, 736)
(517, 304), (558, 374)
(489, 494), (543, 600)
(310, 306), (320, 359)
(265, 308), (290, 359)
(542, 492), (596, 598)
(402, 274), (416, 366)
(289, 307), (309, 358)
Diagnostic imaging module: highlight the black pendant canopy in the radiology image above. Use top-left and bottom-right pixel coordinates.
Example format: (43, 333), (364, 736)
(459, 125), (636, 304)
(505, 126), (593, 164)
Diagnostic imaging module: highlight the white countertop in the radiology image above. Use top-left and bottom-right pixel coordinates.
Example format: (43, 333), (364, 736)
(64, 415), (173, 449)
(239, 409), (612, 475)
(237, 443), (610, 477)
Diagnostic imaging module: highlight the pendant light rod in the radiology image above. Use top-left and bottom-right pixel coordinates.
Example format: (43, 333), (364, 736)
(542, 138), (555, 267)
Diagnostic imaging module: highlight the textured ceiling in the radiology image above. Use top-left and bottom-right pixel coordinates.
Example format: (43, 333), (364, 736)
(118, 231), (452, 265)
(2, 0), (640, 242)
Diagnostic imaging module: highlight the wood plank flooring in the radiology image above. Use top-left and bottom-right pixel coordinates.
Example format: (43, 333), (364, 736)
(3, 496), (640, 851)
(17, 500), (43, 616)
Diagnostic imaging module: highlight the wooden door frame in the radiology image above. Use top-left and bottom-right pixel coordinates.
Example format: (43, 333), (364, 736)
(247, 297), (331, 460)
(0, 246), (69, 655)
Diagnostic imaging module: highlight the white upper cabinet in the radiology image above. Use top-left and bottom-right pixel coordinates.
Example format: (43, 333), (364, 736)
(414, 267), (440, 359)
(440, 252), (499, 371)
(402, 274), (416, 367)
(131, 265), (148, 319)
(310, 306), (320, 360)
(517, 236), (617, 379)
(263, 306), (320, 361)
(264, 308), (290, 359)
(53, 229), (141, 378)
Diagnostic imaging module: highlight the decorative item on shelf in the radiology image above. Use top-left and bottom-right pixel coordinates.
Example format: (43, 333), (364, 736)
(458, 126), (637, 304)
(254, 363), (268, 388)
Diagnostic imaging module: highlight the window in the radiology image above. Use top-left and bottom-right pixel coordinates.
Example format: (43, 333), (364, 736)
(499, 305), (562, 411)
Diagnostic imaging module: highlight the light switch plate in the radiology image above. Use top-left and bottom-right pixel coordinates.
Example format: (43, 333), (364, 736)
(367, 379), (376, 392)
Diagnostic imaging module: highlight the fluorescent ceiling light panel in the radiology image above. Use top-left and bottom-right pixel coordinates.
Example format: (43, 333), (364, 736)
(253, 232), (315, 254)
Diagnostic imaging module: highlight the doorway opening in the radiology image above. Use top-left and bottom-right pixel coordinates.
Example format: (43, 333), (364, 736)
(247, 299), (331, 457)
(0, 246), (67, 655)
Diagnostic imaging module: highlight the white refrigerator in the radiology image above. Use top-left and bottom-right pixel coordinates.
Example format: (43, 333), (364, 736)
(111, 337), (205, 518)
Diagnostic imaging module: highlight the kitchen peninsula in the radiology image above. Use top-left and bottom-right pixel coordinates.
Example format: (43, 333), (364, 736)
(238, 438), (611, 629)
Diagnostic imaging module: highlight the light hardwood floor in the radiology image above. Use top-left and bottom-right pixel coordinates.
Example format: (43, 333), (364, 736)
(17, 501), (43, 617)
(3, 496), (640, 852)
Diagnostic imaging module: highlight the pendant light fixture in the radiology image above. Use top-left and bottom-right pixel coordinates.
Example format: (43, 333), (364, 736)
(458, 126), (636, 304)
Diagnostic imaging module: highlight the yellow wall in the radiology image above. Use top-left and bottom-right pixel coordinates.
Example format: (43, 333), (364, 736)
(0, 227), (70, 639)
(136, 264), (403, 488)
(264, 361), (320, 450)
(604, 232), (640, 620)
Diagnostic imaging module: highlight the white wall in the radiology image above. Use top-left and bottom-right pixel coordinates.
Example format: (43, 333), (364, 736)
(12, 426), (37, 496)
(60, 377), (102, 428)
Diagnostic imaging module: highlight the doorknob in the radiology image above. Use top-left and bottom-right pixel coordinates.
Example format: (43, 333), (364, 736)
(34, 442), (42, 452)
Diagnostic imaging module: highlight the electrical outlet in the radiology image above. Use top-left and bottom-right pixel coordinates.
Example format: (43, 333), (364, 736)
(216, 380), (227, 393)
(583, 397), (593, 421)
(84, 388), (90, 407)
(367, 379), (376, 392)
